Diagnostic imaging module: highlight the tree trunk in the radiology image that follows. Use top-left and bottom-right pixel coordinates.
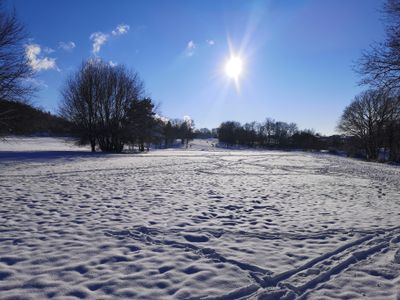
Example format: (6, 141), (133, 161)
(90, 140), (96, 152)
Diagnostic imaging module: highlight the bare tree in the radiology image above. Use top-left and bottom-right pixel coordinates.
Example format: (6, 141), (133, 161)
(261, 118), (275, 146)
(0, 3), (34, 102)
(0, 3), (35, 136)
(357, 0), (400, 89)
(60, 59), (146, 153)
(60, 61), (98, 151)
(337, 89), (400, 160)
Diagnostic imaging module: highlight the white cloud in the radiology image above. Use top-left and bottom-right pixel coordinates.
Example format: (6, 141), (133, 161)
(186, 40), (196, 56)
(43, 47), (55, 54)
(187, 40), (195, 49)
(58, 41), (76, 51)
(206, 39), (215, 46)
(112, 24), (130, 36)
(90, 32), (108, 55)
(25, 44), (58, 72)
(109, 60), (117, 67)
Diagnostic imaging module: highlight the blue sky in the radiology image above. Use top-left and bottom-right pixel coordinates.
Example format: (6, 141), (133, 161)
(10, 0), (385, 134)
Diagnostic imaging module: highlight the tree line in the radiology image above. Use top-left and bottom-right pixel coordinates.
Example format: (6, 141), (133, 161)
(216, 119), (342, 151)
(218, 120), (296, 148)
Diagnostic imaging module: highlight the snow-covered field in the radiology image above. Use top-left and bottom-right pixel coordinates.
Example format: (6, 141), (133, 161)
(0, 137), (399, 299)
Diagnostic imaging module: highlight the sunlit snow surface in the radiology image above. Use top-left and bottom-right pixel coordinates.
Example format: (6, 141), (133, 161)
(0, 138), (399, 299)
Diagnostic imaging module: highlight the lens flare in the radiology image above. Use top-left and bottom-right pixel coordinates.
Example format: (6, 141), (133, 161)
(225, 56), (243, 80)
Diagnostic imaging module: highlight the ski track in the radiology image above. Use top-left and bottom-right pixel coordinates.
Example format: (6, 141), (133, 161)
(0, 138), (399, 299)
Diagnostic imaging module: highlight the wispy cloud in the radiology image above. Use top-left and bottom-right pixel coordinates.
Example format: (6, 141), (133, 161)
(25, 44), (58, 72)
(185, 40), (196, 57)
(183, 40), (215, 57)
(112, 24), (130, 36)
(90, 32), (108, 55)
(109, 60), (117, 67)
(206, 39), (215, 46)
(24, 77), (49, 88)
(89, 24), (130, 55)
(58, 41), (76, 51)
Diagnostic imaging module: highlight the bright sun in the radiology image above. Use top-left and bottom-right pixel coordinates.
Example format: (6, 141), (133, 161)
(225, 56), (243, 79)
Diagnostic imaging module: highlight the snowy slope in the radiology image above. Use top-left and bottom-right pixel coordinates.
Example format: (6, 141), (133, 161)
(0, 138), (399, 299)
(0, 137), (87, 152)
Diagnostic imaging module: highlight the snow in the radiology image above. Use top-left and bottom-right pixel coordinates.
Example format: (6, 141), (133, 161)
(0, 137), (399, 299)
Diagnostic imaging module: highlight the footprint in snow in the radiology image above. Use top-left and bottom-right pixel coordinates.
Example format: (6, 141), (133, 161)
(183, 234), (209, 243)
(394, 248), (400, 264)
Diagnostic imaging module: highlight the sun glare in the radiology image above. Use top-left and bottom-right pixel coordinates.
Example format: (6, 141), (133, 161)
(225, 56), (243, 79)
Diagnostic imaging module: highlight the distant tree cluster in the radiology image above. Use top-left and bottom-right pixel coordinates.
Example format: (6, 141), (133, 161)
(60, 59), (152, 152)
(60, 59), (195, 152)
(217, 119), (327, 150)
(160, 118), (194, 148)
(193, 128), (217, 139)
(338, 89), (400, 161)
